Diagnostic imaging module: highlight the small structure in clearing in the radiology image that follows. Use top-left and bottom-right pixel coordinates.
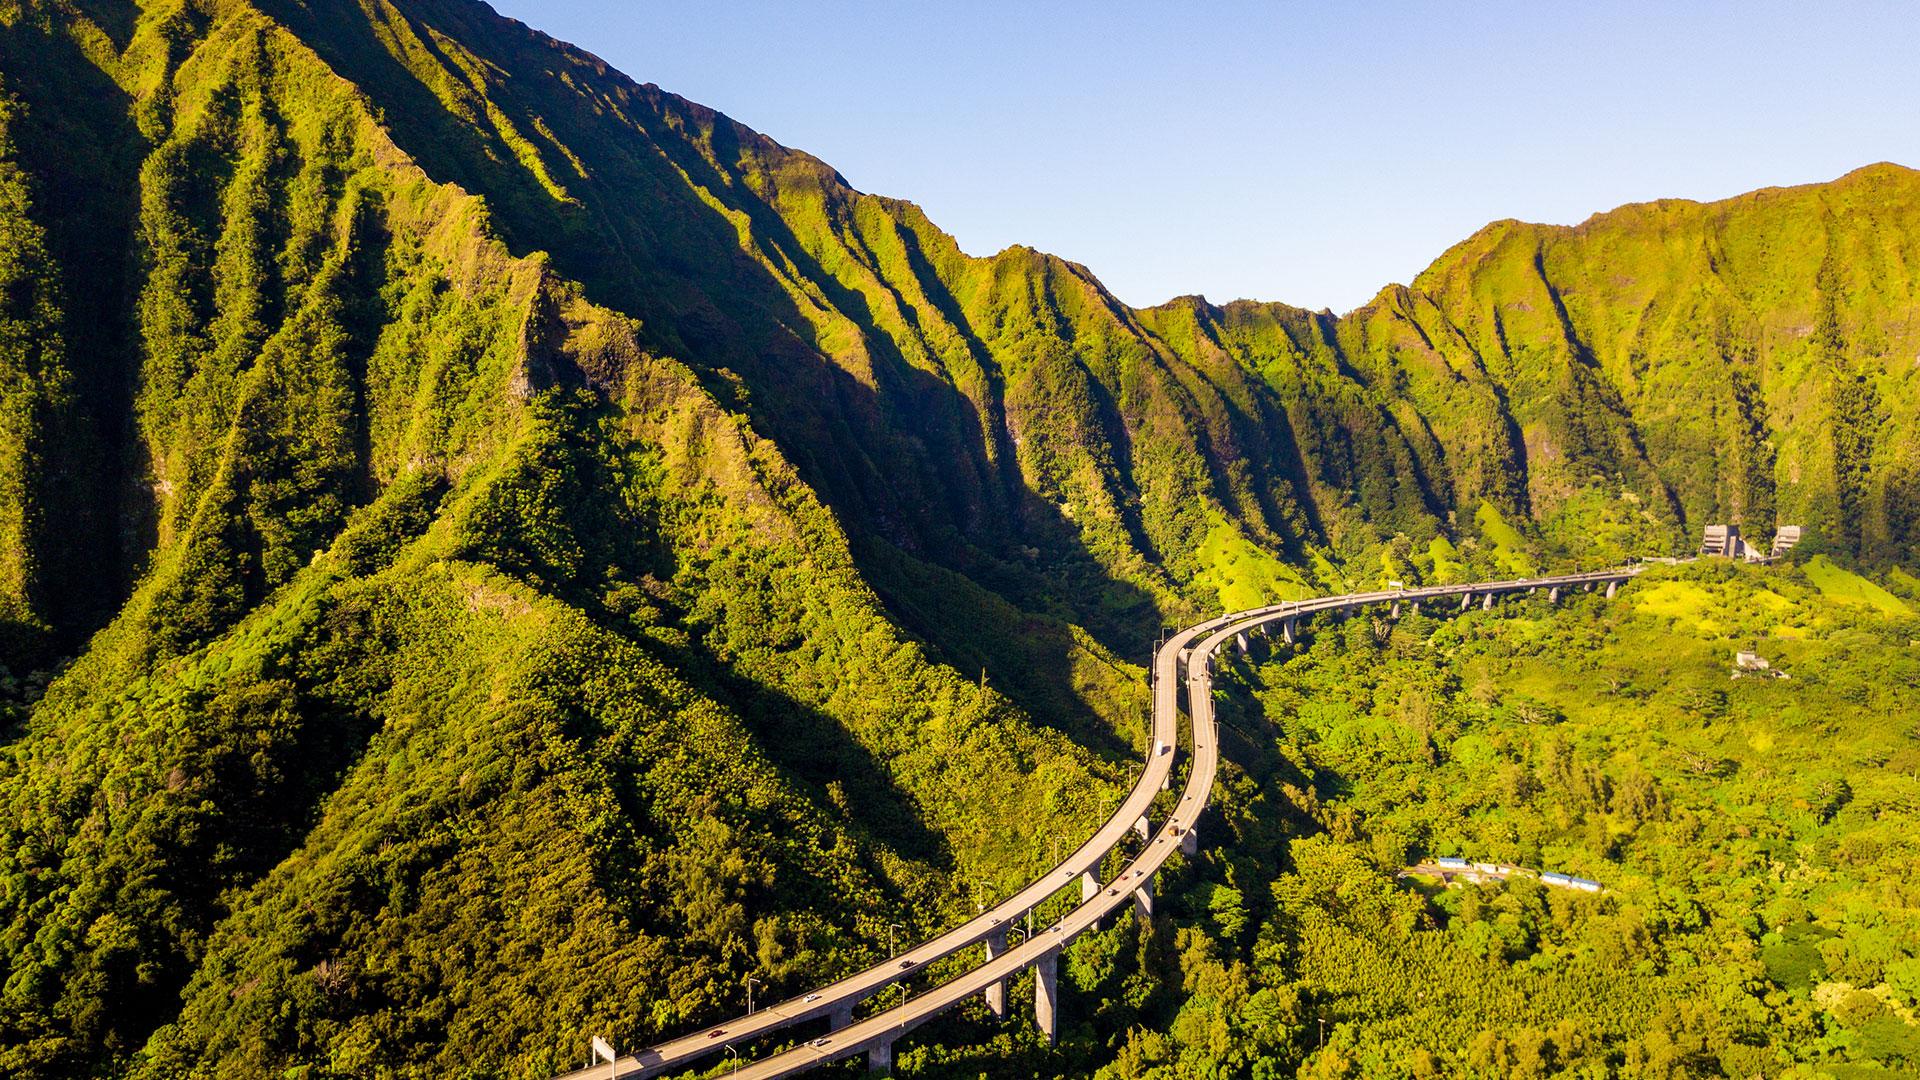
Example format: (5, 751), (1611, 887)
(1733, 650), (1789, 679)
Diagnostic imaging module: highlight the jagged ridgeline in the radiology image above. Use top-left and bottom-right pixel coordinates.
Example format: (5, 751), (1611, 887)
(0, 0), (1914, 1075)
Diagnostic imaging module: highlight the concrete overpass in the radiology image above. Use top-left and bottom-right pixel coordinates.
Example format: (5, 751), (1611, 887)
(559, 566), (1641, 1079)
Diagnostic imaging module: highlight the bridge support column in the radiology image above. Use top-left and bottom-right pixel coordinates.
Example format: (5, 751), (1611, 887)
(1547, 586), (1560, 604)
(1605, 580), (1618, 599)
(1236, 631), (1250, 655)
(1390, 600), (1401, 619)
(1459, 592), (1472, 611)
(830, 1003), (853, 1031)
(984, 928), (1008, 1019)
(1282, 617), (1296, 644)
(868, 1038), (893, 1072)
(1134, 814), (1151, 840)
(1179, 825), (1198, 856)
(1133, 874), (1155, 919)
(1080, 869), (1102, 928)
(1411, 600), (1421, 615)
(1034, 948), (1060, 1045)
(1482, 592), (1495, 610)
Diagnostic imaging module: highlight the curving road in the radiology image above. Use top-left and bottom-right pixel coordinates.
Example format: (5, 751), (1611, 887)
(562, 567), (1640, 1079)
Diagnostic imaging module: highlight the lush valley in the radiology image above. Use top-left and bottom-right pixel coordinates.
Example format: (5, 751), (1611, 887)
(0, 0), (1916, 1077)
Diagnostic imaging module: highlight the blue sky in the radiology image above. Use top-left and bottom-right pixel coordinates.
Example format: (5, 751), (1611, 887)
(487, 1), (1920, 313)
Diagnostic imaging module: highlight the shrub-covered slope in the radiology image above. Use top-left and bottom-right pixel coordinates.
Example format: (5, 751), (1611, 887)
(0, 4), (1113, 1076)
(0, 0), (1914, 1076)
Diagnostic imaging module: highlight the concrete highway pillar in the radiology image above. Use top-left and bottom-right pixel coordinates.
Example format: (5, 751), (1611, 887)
(1605, 580), (1618, 599)
(1547, 586), (1560, 604)
(1583, 581), (1594, 592)
(1133, 874), (1155, 919)
(1390, 600), (1401, 619)
(1482, 592), (1495, 610)
(868, 1039), (892, 1073)
(830, 1003), (853, 1031)
(984, 928), (1008, 1019)
(1179, 825), (1198, 855)
(1235, 631), (1250, 655)
(1133, 814), (1151, 840)
(1411, 600), (1421, 615)
(1459, 592), (1472, 611)
(1282, 618), (1296, 644)
(1082, 868), (1110, 930)
(1528, 585), (1537, 594)
(1034, 949), (1060, 1045)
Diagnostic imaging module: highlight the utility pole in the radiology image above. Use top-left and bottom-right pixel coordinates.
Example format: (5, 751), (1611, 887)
(745, 974), (760, 1016)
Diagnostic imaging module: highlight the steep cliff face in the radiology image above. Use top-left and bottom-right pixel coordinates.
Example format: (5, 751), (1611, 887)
(242, 0), (1920, 628)
(0, 0), (1913, 1075)
(1366, 168), (1920, 564)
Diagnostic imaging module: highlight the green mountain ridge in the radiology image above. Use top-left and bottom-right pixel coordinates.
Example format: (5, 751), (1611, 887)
(0, 0), (1913, 1075)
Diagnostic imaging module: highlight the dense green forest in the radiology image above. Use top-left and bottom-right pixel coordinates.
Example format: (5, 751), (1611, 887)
(0, 0), (1916, 1076)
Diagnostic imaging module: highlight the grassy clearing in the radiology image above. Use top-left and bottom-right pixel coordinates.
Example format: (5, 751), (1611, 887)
(1473, 501), (1537, 577)
(1804, 555), (1913, 615)
(1195, 520), (1311, 611)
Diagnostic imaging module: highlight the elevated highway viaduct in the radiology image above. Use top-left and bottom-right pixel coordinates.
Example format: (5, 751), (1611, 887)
(560, 567), (1641, 1079)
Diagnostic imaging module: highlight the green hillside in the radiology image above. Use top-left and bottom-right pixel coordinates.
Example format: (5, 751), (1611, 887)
(0, 0), (1913, 1076)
